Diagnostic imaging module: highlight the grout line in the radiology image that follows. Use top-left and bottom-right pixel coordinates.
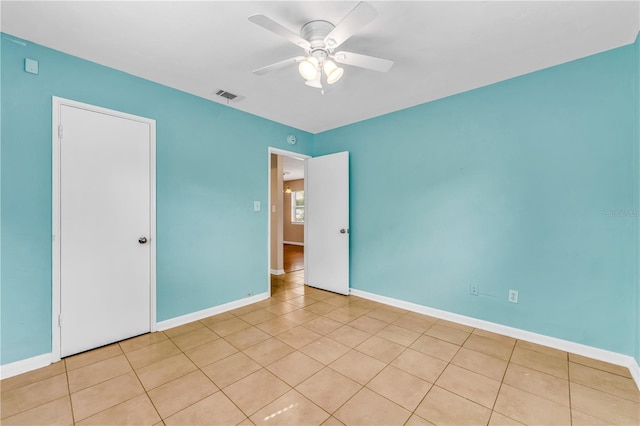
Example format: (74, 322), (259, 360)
(568, 358), (636, 379)
(121, 344), (164, 425)
(488, 335), (517, 423)
(9, 273), (638, 425)
(63, 359), (78, 426)
(567, 351), (573, 426)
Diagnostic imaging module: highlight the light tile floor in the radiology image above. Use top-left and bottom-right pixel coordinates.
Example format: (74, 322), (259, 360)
(2, 271), (639, 425)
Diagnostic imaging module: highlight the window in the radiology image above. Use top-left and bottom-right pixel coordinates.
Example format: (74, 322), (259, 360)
(291, 190), (304, 223)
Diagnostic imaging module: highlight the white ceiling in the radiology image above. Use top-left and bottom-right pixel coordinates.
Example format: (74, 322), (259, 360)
(282, 155), (305, 181)
(2, 1), (638, 134)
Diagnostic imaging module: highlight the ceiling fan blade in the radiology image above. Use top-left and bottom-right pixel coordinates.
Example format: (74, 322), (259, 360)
(253, 56), (305, 75)
(249, 15), (310, 49)
(332, 51), (393, 72)
(323, 2), (377, 49)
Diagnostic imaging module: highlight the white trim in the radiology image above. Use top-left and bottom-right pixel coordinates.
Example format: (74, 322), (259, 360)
(52, 99), (61, 362)
(268, 147), (310, 161)
(156, 292), (269, 331)
(270, 269), (286, 275)
(630, 359), (640, 390)
(303, 162), (308, 279)
(351, 288), (640, 390)
(3, 293), (269, 380)
(268, 147), (311, 296)
(0, 353), (53, 380)
(52, 96), (157, 361)
(283, 241), (304, 246)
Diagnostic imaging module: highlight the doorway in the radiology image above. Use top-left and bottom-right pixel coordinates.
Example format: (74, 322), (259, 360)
(282, 155), (305, 273)
(268, 148), (310, 296)
(268, 149), (351, 296)
(52, 97), (156, 360)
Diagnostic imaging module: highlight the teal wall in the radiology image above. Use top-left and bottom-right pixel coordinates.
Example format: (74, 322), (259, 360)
(2, 31), (638, 367)
(0, 34), (312, 364)
(314, 37), (640, 361)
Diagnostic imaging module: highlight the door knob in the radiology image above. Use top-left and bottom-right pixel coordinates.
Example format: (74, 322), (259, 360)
(138, 237), (148, 244)
(339, 228), (349, 234)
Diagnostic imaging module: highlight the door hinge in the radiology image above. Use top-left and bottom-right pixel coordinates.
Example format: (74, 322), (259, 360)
(58, 124), (63, 139)
(58, 314), (62, 327)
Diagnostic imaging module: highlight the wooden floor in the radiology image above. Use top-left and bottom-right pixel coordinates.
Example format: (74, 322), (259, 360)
(284, 244), (304, 272)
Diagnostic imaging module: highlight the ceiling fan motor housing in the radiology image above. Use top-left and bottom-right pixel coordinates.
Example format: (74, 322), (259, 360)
(301, 20), (335, 52)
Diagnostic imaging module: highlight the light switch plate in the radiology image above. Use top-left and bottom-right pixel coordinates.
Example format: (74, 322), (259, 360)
(253, 201), (261, 212)
(25, 58), (39, 75)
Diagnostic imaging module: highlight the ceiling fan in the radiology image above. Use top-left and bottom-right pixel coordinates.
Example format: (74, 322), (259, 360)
(249, 2), (393, 90)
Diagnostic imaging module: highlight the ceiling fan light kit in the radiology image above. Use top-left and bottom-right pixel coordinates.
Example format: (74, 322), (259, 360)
(323, 60), (344, 84)
(299, 56), (320, 80)
(249, 2), (393, 91)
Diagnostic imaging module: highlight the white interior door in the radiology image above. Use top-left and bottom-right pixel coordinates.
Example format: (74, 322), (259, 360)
(58, 102), (153, 357)
(305, 151), (349, 295)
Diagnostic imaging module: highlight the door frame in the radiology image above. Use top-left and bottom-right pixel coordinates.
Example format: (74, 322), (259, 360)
(51, 96), (157, 361)
(267, 147), (311, 295)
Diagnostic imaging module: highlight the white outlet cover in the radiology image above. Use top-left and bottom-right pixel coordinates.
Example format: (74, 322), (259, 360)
(508, 289), (518, 303)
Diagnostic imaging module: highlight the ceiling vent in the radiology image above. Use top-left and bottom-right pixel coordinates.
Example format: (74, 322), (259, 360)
(213, 89), (245, 103)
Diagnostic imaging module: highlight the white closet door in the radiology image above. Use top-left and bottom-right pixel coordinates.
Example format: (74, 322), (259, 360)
(59, 104), (151, 357)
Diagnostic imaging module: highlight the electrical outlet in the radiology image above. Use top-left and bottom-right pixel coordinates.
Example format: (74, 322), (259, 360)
(470, 284), (479, 296)
(508, 289), (518, 303)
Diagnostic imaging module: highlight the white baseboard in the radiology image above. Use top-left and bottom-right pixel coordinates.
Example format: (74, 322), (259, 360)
(0, 353), (53, 380)
(350, 288), (640, 391)
(1, 293), (270, 380)
(629, 358), (640, 390)
(283, 241), (304, 246)
(270, 269), (285, 275)
(156, 292), (269, 331)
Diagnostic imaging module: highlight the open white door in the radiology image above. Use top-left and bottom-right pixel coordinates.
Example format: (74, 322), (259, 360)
(305, 151), (349, 295)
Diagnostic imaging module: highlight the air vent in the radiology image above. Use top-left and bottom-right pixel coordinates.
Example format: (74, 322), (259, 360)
(216, 89), (237, 100)
(213, 89), (245, 103)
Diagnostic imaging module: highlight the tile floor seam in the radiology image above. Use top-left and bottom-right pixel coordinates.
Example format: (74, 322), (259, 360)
(570, 407), (617, 426)
(492, 383), (574, 424)
(405, 341), (463, 423)
(568, 365), (640, 403)
(563, 350), (574, 426)
(218, 369), (289, 419)
(415, 328), (500, 424)
(123, 344), (165, 425)
(447, 361), (512, 387)
(147, 370), (218, 422)
(352, 359), (429, 417)
(65, 351), (123, 373)
(77, 392), (151, 425)
(167, 335), (218, 351)
(574, 382), (639, 425)
(568, 360), (633, 379)
(63, 362), (77, 425)
(576, 381), (640, 404)
(487, 337), (518, 425)
(308, 374), (365, 417)
(68, 366), (136, 395)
